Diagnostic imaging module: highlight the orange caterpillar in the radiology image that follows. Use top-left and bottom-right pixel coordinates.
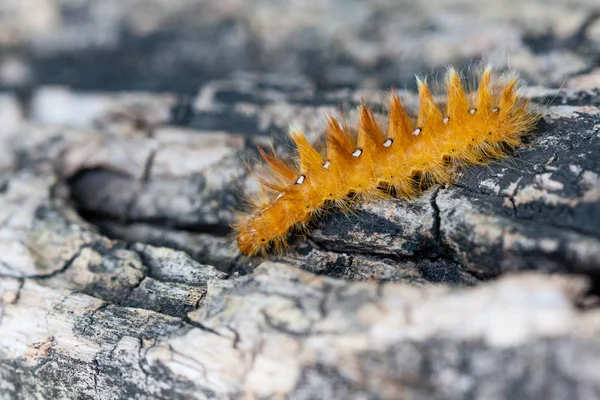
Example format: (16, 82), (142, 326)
(235, 67), (540, 256)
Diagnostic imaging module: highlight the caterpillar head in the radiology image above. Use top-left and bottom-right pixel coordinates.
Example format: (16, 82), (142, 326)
(236, 220), (265, 256)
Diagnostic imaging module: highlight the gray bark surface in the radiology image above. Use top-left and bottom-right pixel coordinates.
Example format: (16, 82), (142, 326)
(1, 1), (600, 399)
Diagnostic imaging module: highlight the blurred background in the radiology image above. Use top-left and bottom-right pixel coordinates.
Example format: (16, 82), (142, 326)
(0, 0), (598, 95)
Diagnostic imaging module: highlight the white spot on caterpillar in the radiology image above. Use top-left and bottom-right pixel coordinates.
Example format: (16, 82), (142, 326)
(323, 160), (331, 169)
(383, 139), (393, 147)
(295, 175), (305, 185)
(412, 128), (422, 136)
(352, 149), (362, 158)
(276, 193), (284, 200)
(469, 108), (477, 115)
(492, 107), (500, 113)
(443, 117), (450, 124)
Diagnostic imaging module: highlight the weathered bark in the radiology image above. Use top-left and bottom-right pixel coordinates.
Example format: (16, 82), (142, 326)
(1, 263), (599, 399)
(0, 76), (599, 399)
(1, 0), (600, 399)
(0, 0), (598, 90)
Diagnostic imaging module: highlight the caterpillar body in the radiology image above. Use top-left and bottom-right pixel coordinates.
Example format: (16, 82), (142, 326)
(235, 67), (539, 256)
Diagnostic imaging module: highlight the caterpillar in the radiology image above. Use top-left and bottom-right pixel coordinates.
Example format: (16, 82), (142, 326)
(234, 66), (540, 256)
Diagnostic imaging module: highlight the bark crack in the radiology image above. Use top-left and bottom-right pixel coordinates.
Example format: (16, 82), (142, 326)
(430, 186), (442, 246)
(124, 148), (157, 223)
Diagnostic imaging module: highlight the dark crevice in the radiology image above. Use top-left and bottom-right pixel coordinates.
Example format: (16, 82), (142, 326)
(140, 150), (157, 184)
(182, 316), (224, 338)
(91, 355), (100, 394)
(169, 94), (195, 126)
(66, 166), (234, 237)
(13, 278), (25, 305)
(136, 337), (153, 386)
(308, 235), (447, 265)
(80, 211), (232, 237)
(124, 149), (157, 224)
(508, 195), (518, 218)
(317, 282), (333, 319)
(122, 276), (147, 304)
(90, 218), (245, 276)
(430, 187), (442, 246)
(306, 233), (485, 284)
(579, 269), (600, 306)
(226, 326), (241, 350)
(260, 309), (310, 337)
(125, 244), (166, 284)
(33, 244), (86, 280)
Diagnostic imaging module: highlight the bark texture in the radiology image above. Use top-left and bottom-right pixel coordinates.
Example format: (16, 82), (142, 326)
(1, 0), (600, 399)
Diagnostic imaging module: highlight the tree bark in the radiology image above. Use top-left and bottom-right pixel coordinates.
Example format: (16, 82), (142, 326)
(1, 1), (600, 399)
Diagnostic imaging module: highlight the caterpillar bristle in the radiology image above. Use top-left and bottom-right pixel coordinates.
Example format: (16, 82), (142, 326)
(257, 146), (297, 184)
(235, 67), (541, 256)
